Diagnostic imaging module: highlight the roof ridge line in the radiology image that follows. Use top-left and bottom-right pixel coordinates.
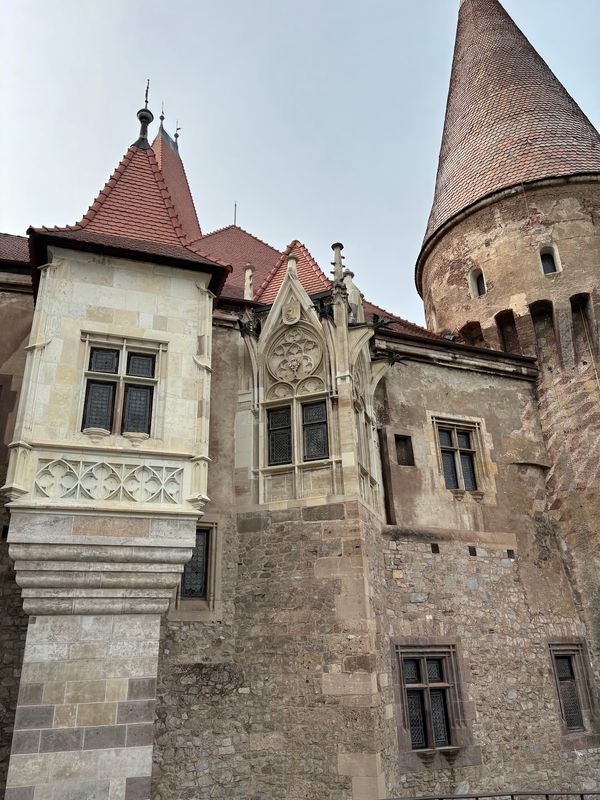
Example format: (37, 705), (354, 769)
(145, 146), (191, 247)
(199, 224), (281, 254)
(254, 240), (297, 299)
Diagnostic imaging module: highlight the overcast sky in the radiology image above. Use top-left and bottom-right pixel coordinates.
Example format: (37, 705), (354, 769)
(1, 1), (599, 324)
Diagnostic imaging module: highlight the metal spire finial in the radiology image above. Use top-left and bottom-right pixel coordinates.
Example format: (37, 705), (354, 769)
(135, 80), (154, 147)
(160, 101), (165, 127)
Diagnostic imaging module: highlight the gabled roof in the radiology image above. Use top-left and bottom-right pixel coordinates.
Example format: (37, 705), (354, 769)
(29, 115), (231, 293)
(255, 240), (331, 303)
(152, 123), (202, 242)
(197, 225), (282, 299)
(0, 233), (29, 266)
(362, 299), (442, 341)
(419, 0), (600, 283)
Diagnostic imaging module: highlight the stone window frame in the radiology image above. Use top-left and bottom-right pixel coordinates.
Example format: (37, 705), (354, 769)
(429, 414), (494, 498)
(169, 520), (223, 622)
(539, 244), (562, 276)
(548, 639), (600, 748)
(78, 331), (168, 443)
(468, 267), (487, 299)
(391, 639), (481, 773)
(261, 393), (335, 480)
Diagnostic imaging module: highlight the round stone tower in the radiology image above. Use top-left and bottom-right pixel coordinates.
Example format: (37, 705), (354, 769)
(417, 0), (600, 651)
(417, 0), (600, 361)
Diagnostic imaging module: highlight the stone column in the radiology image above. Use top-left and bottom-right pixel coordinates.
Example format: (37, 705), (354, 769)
(4, 510), (195, 800)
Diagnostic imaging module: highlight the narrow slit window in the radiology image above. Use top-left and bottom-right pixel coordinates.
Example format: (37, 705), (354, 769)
(476, 272), (486, 297)
(395, 435), (415, 466)
(181, 528), (210, 599)
(541, 250), (558, 275)
(553, 654), (584, 731)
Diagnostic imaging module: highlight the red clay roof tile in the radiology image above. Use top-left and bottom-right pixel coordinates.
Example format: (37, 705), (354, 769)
(255, 240), (331, 303)
(152, 126), (202, 241)
(0, 233), (29, 265)
(420, 0), (600, 281)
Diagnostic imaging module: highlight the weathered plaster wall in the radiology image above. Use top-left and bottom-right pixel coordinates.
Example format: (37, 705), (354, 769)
(373, 359), (600, 795)
(420, 179), (600, 346)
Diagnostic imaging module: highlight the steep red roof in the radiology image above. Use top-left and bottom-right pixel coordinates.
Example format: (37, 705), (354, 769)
(152, 124), (202, 241)
(198, 225), (282, 299)
(255, 240), (331, 303)
(0, 233), (29, 265)
(420, 0), (600, 277)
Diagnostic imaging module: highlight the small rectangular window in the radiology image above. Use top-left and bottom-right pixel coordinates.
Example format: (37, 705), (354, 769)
(127, 352), (156, 378)
(435, 422), (479, 492)
(90, 348), (119, 374)
(268, 406), (292, 465)
(82, 381), (115, 431)
(395, 435), (415, 466)
(302, 401), (329, 461)
(181, 529), (210, 599)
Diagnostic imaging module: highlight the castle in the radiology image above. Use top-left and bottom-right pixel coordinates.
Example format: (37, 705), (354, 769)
(1, 0), (600, 798)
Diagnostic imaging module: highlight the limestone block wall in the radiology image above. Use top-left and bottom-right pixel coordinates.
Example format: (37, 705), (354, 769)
(5, 614), (160, 800)
(5, 246), (214, 510)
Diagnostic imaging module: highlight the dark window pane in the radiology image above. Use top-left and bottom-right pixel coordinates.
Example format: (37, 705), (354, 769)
(407, 690), (427, 749)
(442, 451), (459, 489)
(304, 422), (329, 461)
(430, 689), (450, 746)
(268, 407), (291, 431)
(182, 529), (209, 599)
(560, 680), (584, 730)
(438, 429), (453, 447)
(476, 272), (486, 296)
(395, 435), (415, 466)
(541, 252), (557, 274)
(457, 431), (471, 449)
(269, 429), (292, 465)
(427, 659), (444, 683)
(302, 401), (327, 424)
(555, 656), (574, 680)
(82, 381), (115, 431)
(127, 352), (155, 378)
(403, 659), (421, 684)
(90, 348), (119, 374)
(122, 384), (153, 434)
(460, 452), (477, 491)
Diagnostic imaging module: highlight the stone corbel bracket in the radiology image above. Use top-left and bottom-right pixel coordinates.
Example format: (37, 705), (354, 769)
(7, 511), (196, 616)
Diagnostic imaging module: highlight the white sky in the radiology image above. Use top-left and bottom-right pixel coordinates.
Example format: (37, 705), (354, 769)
(1, 0), (599, 324)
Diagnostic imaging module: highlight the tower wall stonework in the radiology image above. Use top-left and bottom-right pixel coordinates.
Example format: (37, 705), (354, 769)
(419, 178), (600, 664)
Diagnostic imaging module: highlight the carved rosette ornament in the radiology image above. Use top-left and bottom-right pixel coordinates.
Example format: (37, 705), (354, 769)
(267, 326), (323, 384)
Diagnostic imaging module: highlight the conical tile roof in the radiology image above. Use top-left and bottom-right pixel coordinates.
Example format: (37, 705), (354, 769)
(420, 0), (600, 267)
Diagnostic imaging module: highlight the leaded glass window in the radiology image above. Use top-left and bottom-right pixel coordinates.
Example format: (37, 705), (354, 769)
(553, 653), (584, 731)
(400, 651), (453, 750)
(268, 406), (292, 465)
(436, 423), (478, 491)
(182, 529), (210, 599)
(122, 385), (153, 434)
(83, 381), (115, 431)
(82, 342), (158, 436)
(302, 401), (328, 461)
